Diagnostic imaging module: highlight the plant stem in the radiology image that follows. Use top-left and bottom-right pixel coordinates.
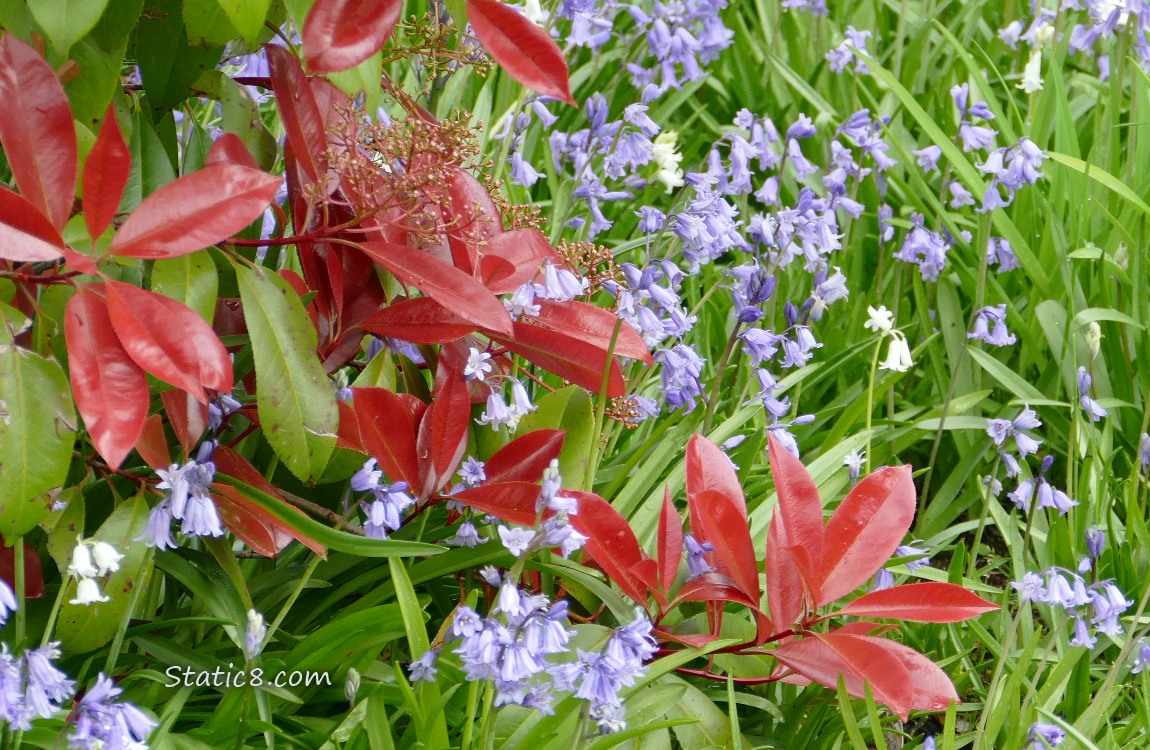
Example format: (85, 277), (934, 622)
(703, 321), (744, 435)
(864, 338), (882, 473)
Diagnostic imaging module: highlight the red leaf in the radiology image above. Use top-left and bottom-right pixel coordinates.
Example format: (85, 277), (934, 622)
(838, 582), (999, 623)
(212, 445), (327, 557)
(303, 0), (402, 73)
(656, 630), (719, 648)
(571, 493), (648, 605)
(64, 285), (149, 469)
(629, 558), (663, 605)
(104, 280), (234, 402)
(767, 434), (824, 594)
(765, 509), (806, 632)
(691, 489), (760, 603)
(444, 169), (503, 276)
(657, 486), (683, 593)
(358, 297), (475, 344)
(109, 164), (280, 258)
(359, 241), (514, 336)
(773, 632), (914, 720)
(211, 484), (286, 558)
(0, 541), (44, 599)
(465, 0), (575, 105)
(817, 465), (916, 605)
(479, 228), (558, 294)
(490, 322), (625, 397)
(0, 34), (77, 230)
(336, 400), (364, 452)
(535, 300), (652, 364)
(352, 386), (421, 487)
(862, 637), (960, 713)
(82, 106), (131, 240)
(686, 433), (746, 520)
(451, 480), (539, 526)
(415, 364), (471, 496)
(161, 389), (209, 455)
(135, 414), (172, 471)
(266, 45), (329, 185)
(672, 572), (760, 609)
(0, 185), (65, 262)
(484, 429), (565, 484)
(206, 132), (260, 170)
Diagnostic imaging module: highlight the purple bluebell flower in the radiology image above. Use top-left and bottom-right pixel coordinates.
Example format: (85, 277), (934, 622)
(463, 348), (494, 381)
(458, 457), (487, 487)
(986, 237), (1020, 272)
(360, 482), (414, 539)
(67, 673), (156, 750)
(894, 214), (950, 281)
(655, 345), (705, 412)
(446, 521), (488, 548)
(826, 26), (872, 73)
(505, 283), (541, 320)
(969, 304), (1016, 346)
(207, 392), (243, 430)
(912, 145), (942, 172)
(1027, 722), (1066, 749)
(1077, 367), (1107, 422)
(683, 533), (715, 579)
(1085, 526), (1105, 559)
(21, 643), (74, 725)
(1133, 641), (1150, 673)
(537, 261), (588, 301)
(409, 649), (440, 683)
(498, 526), (537, 557)
(478, 389), (518, 431)
(509, 152), (544, 188)
(987, 407), (1043, 458)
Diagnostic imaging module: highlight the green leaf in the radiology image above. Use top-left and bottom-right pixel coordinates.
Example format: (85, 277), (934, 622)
(0, 314), (77, 538)
(90, 0), (143, 51)
(216, 476), (443, 558)
(235, 265), (338, 482)
(515, 385), (595, 491)
(63, 38), (126, 129)
(217, 0), (272, 47)
(967, 347), (1046, 403)
(183, 0), (240, 46)
(135, 0), (222, 120)
(1046, 151), (1150, 222)
(57, 494), (150, 654)
(29, 0), (110, 55)
(283, 605), (405, 674)
(123, 108), (177, 213)
(328, 51), (384, 119)
(1072, 307), (1145, 330)
(388, 557), (449, 748)
(43, 490), (85, 576)
(151, 253), (218, 324)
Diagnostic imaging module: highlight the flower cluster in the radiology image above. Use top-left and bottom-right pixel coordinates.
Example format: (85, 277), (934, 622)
(1014, 567), (1131, 648)
(0, 642), (74, 730)
(351, 459), (416, 539)
(66, 537), (123, 606)
(968, 304), (1016, 347)
(140, 442), (224, 549)
(68, 673), (158, 750)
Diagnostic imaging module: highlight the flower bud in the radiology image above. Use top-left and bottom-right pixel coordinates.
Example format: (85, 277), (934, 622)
(1084, 321), (1102, 360)
(345, 668), (361, 706)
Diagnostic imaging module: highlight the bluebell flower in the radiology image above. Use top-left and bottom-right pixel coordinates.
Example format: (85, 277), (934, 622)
(1077, 367), (1107, 422)
(67, 673), (156, 750)
(1086, 526), (1106, 559)
(826, 27), (872, 73)
(504, 282), (541, 320)
(446, 521), (488, 548)
(207, 392), (243, 430)
(986, 237), (1021, 272)
(0, 579), (15, 627)
(655, 344), (706, 412)
(498, 526), (537, 557)
(22, 643), (74, 726)
(458, 457), (487, 487)
(894, 214), (950, 281)
(360, 481), (414, 539)
(912, 145), (943, 172)
(509, 151), (544, 188)
(683, 533), (715, 579)
(987, 407), (1043, 458)
(244, 609), (266, 661)
(969, 304), (1016, 346)
(1027, 722), (1066, 748)
(636, 206), (666, 233)
(1132, 640), (1150, 673)
(409, 649), (440, 683)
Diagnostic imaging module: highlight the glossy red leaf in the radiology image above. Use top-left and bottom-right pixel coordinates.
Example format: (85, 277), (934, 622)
(691, 489), (760, 603)
(135, 414), (172, 471)
(415, 365), (471, 496)
(838, 582), (999, 623)
(571, 493), (648, 605)
(104, 280), (234, 402)
(817, 465), (916, 605)
(767, 434), (824, 593)
(657, 486), (683, 593)
(0, 541), (44, 599)
(657, 630), (720, 649)
(360, 240), (514, 336)
(83, 106), (131, 240)
(479, 228), (559, 294)
(484, 429), (565, 484)
(352, 386), (421, 487)
(336, 400), (364, 452)
(205, 132), (260, 170)
(765, 508), (806, 632)
(211, 483), (286, 558)
(466, 0), (575, 105)
(450, 480), (539, 526)
(444, 169), (503, 276)
(358, 297), (475, 344)
(109, 164), (280, 258)
(161, 389), (209, 455)
(0, 185), (65, 262)
(629, 558), (663, 606)
(686, 433), (746, 519)
(490, 322), (626, 397)
(0, 34), (77, 230)
(213, 445), (327, 557)
(671, 572), (760, 610)
(863, 636), (960, 712)
(773, 632), (914, 720)
(64, 286), (149, 469)
(266, 45), (329, 185)
(303, 0), (402, 73)
(535, 300), (652, 363)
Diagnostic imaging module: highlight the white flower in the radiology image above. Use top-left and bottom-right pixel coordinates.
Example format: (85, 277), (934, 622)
(1019, 49), (1043, 94)
(522, 0), (545, 24)
(652, 132), (685, 193)
(1084, 321), (1102, 361)
(463, 347), (493, 381)
(879, 332), (914, 372)
(70, 577), (109, 606)
(864, 305), (894, 334)
(67, 539), (98, 579)
(498, 526), (536, 557)
(244, 609), (267, 660)
(91, 542), (122, 577)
